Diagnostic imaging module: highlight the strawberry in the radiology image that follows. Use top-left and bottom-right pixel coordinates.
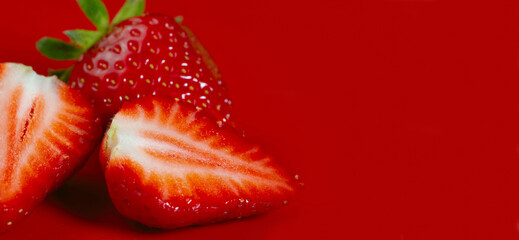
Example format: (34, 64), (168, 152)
(37, 0), (233, 126)
(0, 63), (102, 233)
(100, 96), (298, 229)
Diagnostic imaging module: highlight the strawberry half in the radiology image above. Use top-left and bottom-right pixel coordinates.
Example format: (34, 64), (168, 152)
(0, 63), (102, 233)
(37, 0), (233, 126)
(100, 96), (297, 229)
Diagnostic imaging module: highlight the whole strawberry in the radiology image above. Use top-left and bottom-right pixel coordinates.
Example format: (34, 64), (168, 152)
(37, 0), (233, 126)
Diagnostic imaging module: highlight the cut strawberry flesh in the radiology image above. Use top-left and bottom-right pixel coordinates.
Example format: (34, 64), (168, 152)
(0, 63), (102, 232)
(101, 96), (297, 228)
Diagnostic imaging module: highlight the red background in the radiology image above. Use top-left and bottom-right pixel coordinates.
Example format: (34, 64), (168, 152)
(2, 0), (519, 239)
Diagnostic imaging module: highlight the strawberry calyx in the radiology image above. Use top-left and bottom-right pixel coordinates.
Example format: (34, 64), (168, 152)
(36, 0), (146, 82)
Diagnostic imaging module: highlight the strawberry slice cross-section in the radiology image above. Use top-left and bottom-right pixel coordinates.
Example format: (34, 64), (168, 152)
(100, 96), (298, 229)
(0, 63), (102, 233)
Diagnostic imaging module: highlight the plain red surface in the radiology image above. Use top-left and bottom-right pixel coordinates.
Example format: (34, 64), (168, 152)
(2, 0), (519, 239)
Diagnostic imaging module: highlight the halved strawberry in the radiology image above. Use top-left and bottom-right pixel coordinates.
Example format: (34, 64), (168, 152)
(100, 96), (297, 228)
(0, 63), (102, 233)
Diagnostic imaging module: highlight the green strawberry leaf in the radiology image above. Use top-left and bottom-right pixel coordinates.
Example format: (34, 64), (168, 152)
(77, 0), (109, 30)
(36, 38), (84, 60)
(174, 15), (184, 24)
(49, 67), (73, 83)
(112, 0), (145, 27)
(64, 29), (102, 50)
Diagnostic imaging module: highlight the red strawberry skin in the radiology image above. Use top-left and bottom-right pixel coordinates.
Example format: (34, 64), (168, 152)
(69, 14), (233, 126)
(0, 63), (102, 233)
(100, 96), (297, 229)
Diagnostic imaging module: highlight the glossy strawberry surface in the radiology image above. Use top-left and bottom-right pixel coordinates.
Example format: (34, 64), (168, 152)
(100, 96), (298, 229)
(69, 14), (233, 126)
(0, 63), (102, 233)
